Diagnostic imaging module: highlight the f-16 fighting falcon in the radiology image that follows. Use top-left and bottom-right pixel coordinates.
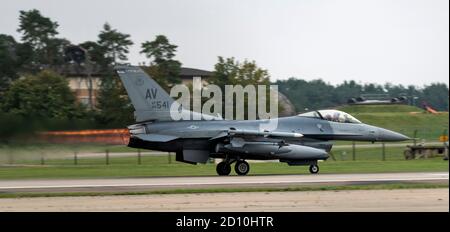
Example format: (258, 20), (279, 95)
(116, 66), (410, 176)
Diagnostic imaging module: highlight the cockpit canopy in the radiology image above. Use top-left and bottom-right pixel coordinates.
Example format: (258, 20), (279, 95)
(298, 110), (362, 124)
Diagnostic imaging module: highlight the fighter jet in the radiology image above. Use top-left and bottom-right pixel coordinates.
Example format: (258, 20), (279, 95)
(116, 66), (410, 176)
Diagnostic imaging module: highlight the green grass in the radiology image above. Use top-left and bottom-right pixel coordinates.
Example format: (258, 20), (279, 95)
(0, 143), (141, 163)
(337, 105), (449, 140)
(355, 112), (448, 140)
(0, 143), (138, 154)
(0, 183), (447, 199)
(331, 146), (402, 160)
(0, 143), (448, 180)
(338, 104), (423, 113)
(0, 157), (447, 180)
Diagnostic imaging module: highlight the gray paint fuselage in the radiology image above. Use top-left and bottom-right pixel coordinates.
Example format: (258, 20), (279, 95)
(129, 116), (407, 157)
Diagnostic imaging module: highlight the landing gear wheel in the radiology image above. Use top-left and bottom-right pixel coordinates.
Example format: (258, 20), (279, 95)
(216, 162), (231, 176)
(309, 164), (319, 174)
(235, 160), (250, 176)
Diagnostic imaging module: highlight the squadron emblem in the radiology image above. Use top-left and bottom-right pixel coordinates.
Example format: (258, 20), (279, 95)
(135, 77), (144, 86)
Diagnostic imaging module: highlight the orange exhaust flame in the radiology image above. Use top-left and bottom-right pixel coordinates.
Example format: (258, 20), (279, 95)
(38, 129), (130, 145)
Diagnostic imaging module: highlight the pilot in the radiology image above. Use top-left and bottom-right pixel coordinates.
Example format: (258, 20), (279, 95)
(332, 112), (340, 122)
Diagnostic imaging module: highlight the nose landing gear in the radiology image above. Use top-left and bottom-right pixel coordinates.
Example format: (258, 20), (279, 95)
(309, 164), (319, 174)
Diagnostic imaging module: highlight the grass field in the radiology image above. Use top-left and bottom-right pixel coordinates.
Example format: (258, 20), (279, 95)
(0, 154), (447, 180)
(332, 105), (448, 146)
(337, 105), (449, 140)
(338, 104), (423, 113)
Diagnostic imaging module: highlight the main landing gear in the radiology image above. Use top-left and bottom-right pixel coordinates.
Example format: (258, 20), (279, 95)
(216, 159), (250, 176)
(235, 160), (250, 175)
(216, 161), (232, 176)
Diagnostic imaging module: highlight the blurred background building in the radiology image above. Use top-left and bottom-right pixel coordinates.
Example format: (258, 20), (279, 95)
(58, 65), (214, 109)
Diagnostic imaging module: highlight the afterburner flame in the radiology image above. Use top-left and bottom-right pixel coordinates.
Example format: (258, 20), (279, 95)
(38, 129), (130, 145)
(41, 129), (129, 136)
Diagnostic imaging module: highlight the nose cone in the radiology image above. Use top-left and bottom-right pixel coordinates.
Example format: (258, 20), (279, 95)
(377, 128), (410, 141)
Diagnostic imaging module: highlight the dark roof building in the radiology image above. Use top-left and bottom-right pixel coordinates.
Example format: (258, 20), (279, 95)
(58, 64), (214, 79)
(179, 67), (214, 79)
(59, 64), (214, 108)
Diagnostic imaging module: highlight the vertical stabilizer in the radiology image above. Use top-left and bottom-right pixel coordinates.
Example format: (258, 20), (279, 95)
(115, 66), (175, 122)
(115, 65), (221, 122)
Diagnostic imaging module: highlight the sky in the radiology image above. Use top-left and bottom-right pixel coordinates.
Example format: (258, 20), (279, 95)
(1, 0), (448, 86)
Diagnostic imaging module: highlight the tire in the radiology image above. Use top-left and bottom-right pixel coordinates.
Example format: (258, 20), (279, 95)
(234, 160), (250, 176)
(216, 162), (231, 176)
(309, 164), (319, 174)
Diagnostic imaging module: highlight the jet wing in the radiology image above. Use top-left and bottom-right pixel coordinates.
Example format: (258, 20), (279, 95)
(210, 129), (303, 140)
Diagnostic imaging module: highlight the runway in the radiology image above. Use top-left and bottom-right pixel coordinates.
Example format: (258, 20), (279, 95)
(0, 172), (447, 193)
(0, 189), (447, 211)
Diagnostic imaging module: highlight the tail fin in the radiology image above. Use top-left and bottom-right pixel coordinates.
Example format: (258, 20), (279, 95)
(115, 65), (221, 122)
(115, 65), (175, 122)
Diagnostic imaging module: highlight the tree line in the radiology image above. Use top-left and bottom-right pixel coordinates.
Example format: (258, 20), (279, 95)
(276, 79), (448, 112)
(0, 9), (272, 136)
